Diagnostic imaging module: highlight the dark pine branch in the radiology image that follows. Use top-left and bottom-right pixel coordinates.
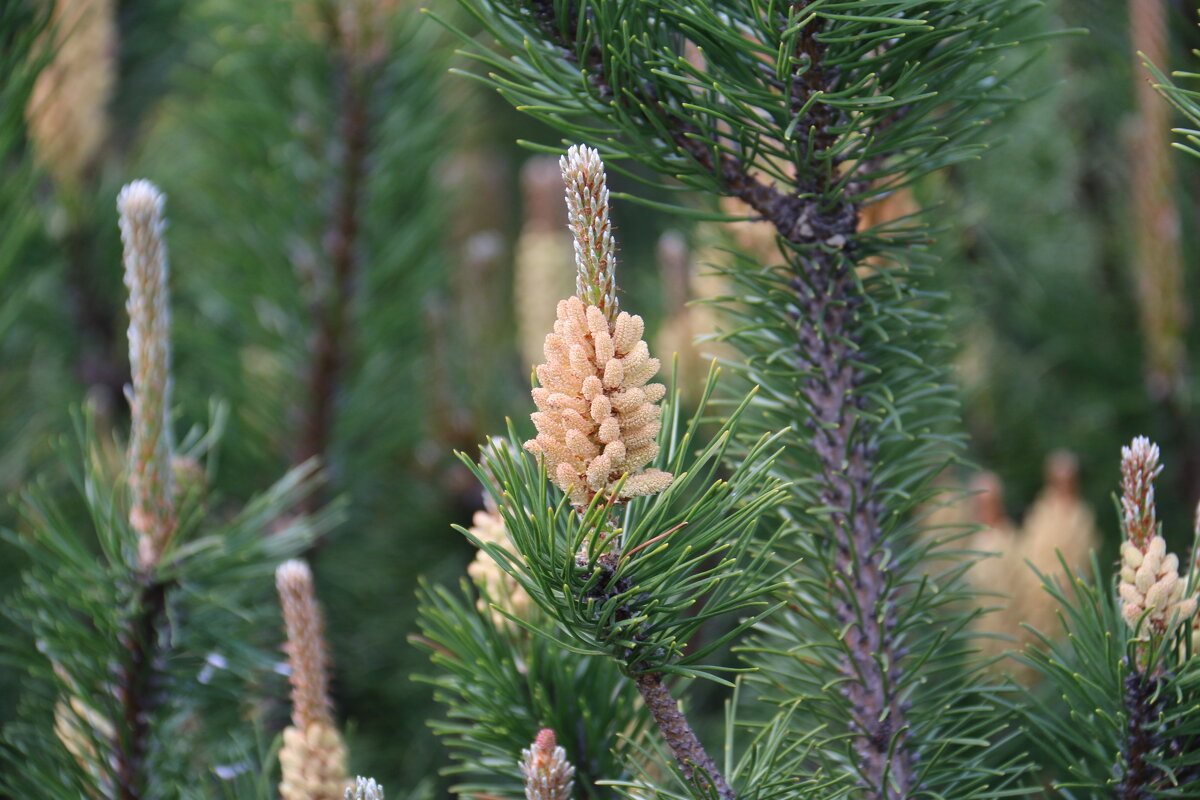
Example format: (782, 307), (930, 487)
(295, 29), (371, 491)
(114, 577), (169, 800)
(683, 30), (912, 787)
(666, 18), (913, 798)
(585, 546), (740, 798)
(1119, 669), (1164, 800)
(790, 246), (913, 798)
(635, 673), (736, 800)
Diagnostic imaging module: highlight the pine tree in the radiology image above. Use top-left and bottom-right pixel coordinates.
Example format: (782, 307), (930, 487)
(421, 3), (1050, 797)
(5, 2), (1200, 798)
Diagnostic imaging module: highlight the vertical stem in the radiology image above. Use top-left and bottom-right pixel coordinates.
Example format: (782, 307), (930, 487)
(295, 43), (369, 499)
(114, 578), (168, 800)
(634, 672), (736, 800)
(790, 250), (913, 799)
(1129, 0), (1186, 400)
(1119, 669), (1163, 800)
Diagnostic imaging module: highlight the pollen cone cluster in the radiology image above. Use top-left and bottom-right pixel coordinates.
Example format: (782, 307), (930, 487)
(466, 498), (532, 625)
(280, 723), (350, 800)
(276, 559), (349, 800)
(1115, 437), (1198, 641)
(525, 296), (672, 506)
(520, 728), (575, 800)
(1119, 537), (1196, 634)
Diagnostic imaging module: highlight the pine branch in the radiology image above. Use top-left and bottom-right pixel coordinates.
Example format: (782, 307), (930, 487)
(114, 576), (168, 800)
(791, 248), (913, 798)
(527, 1), (849, 246)
(533, 10), (909, 793)
(441, 3), (1045, 796)
(512, 34), (908, 789)
(1119, 668), (1164, 800)
(296, 21), (372, 484)
(634, 673), (734, 800)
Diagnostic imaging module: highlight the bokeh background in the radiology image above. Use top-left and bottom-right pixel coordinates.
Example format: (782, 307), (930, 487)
(2, 0), (1199, 793)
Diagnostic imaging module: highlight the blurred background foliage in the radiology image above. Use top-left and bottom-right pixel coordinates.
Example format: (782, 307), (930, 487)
(1, 0), (1199, 795)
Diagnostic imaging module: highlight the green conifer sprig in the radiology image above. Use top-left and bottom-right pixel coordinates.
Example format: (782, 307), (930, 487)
(1144, 48), (1200, 160)
(0, 175), (335, 797)
(457, 371), (792, 682)
(438, 0), (1040, 219)
(603, 679), (850, 800)
(716, 239), (1013, 798)
(1019, 555), (1200, 797)
(414, 578), (649, 800)
(0, 410), (332, 798)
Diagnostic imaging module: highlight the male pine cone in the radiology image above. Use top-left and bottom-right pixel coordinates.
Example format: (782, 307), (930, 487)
(1119, 536), (1196, 634)
(525, 295), (672, 507)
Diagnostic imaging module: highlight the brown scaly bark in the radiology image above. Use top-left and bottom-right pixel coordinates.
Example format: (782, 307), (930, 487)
(635, 673), (736, 800)
(789, 247), (913, 798)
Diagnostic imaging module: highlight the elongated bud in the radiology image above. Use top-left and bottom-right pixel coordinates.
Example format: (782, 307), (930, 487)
(561, 145), (617, 319)
(520, 729), (574, 800)
(1120, 436), (1161, 551)
(276, 560), (349, 800)
(276, 559), (333, 729)
(119, 180), (176, 569)
(346, 778), (384, 800)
